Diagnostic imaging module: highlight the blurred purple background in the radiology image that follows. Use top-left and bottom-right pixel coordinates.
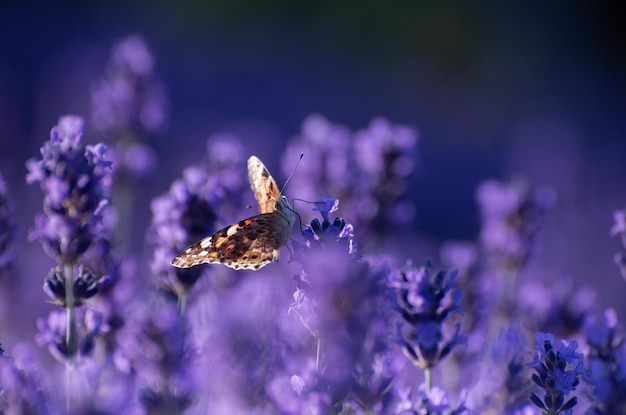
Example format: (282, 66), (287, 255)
(1, 1), (625, 347)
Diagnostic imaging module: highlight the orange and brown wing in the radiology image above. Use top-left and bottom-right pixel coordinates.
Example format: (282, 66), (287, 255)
(170, 214), (283, 271)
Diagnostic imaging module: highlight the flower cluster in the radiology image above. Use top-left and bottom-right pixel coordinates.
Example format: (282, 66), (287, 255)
(115, 291), (193, 414)
(25, 115), (118, 387)
(395, 384), (468, 415)
(528, 332), (586, 415)
(389, 262), (465, 371)
(91, 34), (169, 179)
(26, 115), (112, 264)
(299, 197), (357, 255)
(476, 178), (554, 274)
(35, 308), (109, 364)
(0, 344), (50, 414)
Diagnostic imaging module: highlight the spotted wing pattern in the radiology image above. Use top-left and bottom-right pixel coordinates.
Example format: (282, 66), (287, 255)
(170, 156), (295, 271)
(171, 215), (285, 270)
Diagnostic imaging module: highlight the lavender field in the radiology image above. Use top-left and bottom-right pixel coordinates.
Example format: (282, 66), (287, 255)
(1, 3), (625, 414)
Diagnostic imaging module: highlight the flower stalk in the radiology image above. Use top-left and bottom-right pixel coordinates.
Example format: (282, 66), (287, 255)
(64, 262), (77, 360)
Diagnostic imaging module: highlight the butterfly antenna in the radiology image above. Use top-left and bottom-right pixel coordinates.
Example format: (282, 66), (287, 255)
(280, 152), (303, 195)
(290, 198), (324, 231)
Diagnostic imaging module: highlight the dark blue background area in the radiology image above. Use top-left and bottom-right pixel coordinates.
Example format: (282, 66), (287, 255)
(1, 1), (625, 305)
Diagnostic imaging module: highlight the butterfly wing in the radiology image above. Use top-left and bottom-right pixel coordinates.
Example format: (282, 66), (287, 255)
(170, 213), (287, 270)
(248, 156), (280, 214)
(171, 155), (294, 271)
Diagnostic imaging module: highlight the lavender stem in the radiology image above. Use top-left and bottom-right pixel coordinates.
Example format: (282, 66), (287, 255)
(64, 262), (77, 360)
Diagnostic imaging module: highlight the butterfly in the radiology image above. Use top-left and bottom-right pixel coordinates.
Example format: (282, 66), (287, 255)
(170, 156), (296, 271)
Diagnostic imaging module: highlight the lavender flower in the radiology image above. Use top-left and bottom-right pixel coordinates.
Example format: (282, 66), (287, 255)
(281, 115), (418, 240)
(114, 291), (193, 414)
(299, 197), (357, 255)
(476, 178), (554, 274)
(0, 173), (17, 273)
(440, 241), (477, 280)
(389, 262), (465, 373)
(452, 179), (557, 410)
(528, 332), (585, 415)
(395, 384), (468, 415)
(466, 326), (532, 413)
(586, 308), (626, 414)
(61, 357), (140, 415)
(26, 115), (112, 263)
(27, 115), (112, 362)
(0, 343), (51, 414)
(352, 117), (418, 231)
(517, 279), (596, 337)
(36, 309), (110, 364)
(91, 34), (168, 177)
(90, 35), (169, 259)
(24, 115), (122, 415)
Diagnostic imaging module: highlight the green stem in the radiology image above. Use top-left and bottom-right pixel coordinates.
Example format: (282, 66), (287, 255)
(178, 292), (187, 315)
(315, 337), (322, 385)
(424, 366), (432, 393)
(63, 262), (76, 415)
(64, 262), (77, 360)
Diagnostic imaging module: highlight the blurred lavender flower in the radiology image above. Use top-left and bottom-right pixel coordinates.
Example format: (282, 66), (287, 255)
(476, 178), (554, 274)
(281, 114), (418, 240)
(149, 167), (217, 298)
(440, 241), (477, 281)
(26, 115), (112, 263)
(441, 179), (555, 342)
(389, 262), (465, 374)
(352, 117), (418, 231)
(585, 308), (626, 414)
(148, 136), (246, 300)
(115, 291), (193, 414)
(287, 199), (397, 412)
(610, 209), (626, 280)
(62, 357), (141, 415)
(452, 179), (556, 404)
(0, 343), (52, 414)
(466, 326), (532, 413)
(90, 34), (169, 257)
(204, 134), (247, 198)
(395, 384), (468, 415)
(528, 332), (585, 415)
(517, 279), (596, 337)
(91, 34), (169, 178)
(0, 172), (17, 274)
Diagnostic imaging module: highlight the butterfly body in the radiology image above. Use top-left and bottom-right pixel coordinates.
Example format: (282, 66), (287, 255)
(170, 156), (295, 270)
